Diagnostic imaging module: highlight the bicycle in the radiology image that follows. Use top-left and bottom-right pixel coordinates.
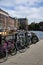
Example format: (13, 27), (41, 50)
(5, 35), (17, 56)
(25, 31), (31, 48)
(0, 35), (8, 63)
(16, 31), (26, 53)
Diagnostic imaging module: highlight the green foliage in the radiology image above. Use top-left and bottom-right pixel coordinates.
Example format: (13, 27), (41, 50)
(19, 23), (27, 30)
(28, 22), (40, 30)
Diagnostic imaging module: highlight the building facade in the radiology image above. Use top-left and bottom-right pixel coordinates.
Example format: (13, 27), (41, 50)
(0, 9), (9, 29)
(0, 9), (28, 30)
(0, 9), (19, 30)
(18, 18), (28, 30)
(13, 18), (19, 30)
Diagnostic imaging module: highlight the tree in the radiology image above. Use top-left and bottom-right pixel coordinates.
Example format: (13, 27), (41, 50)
(28, 22), (40, 30)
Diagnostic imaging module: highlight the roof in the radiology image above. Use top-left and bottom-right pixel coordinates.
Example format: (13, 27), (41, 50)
(18, 18), (27, 20)
(0, 9), (9, 15)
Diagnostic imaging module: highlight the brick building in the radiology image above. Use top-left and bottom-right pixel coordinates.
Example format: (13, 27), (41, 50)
(0, 9), (19, 30)
(0, 9), (9, 29)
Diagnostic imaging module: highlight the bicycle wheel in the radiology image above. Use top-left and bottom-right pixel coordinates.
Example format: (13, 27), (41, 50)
(25, 38), (31, 48)
(31, 32), (39, 44)
(31, 36), (39, 44)
(11, 44), (17, 56)
(0, 49), (8, 63)
(16, 41), (26, 53)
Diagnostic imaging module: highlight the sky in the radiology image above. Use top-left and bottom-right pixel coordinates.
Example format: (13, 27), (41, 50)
(0, 0), (43, 24)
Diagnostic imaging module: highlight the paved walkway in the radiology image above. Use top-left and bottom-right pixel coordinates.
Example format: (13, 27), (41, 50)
(0, 40), (43, 65)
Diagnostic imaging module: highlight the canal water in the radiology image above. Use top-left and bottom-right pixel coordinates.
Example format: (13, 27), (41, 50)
(29, 31), (43, 40)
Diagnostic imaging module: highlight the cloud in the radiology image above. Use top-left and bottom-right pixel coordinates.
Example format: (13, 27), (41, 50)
(0, 0), (43, 24)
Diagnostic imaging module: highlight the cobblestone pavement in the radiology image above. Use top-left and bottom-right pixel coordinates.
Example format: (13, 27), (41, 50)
(0, 40), (43, 65)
